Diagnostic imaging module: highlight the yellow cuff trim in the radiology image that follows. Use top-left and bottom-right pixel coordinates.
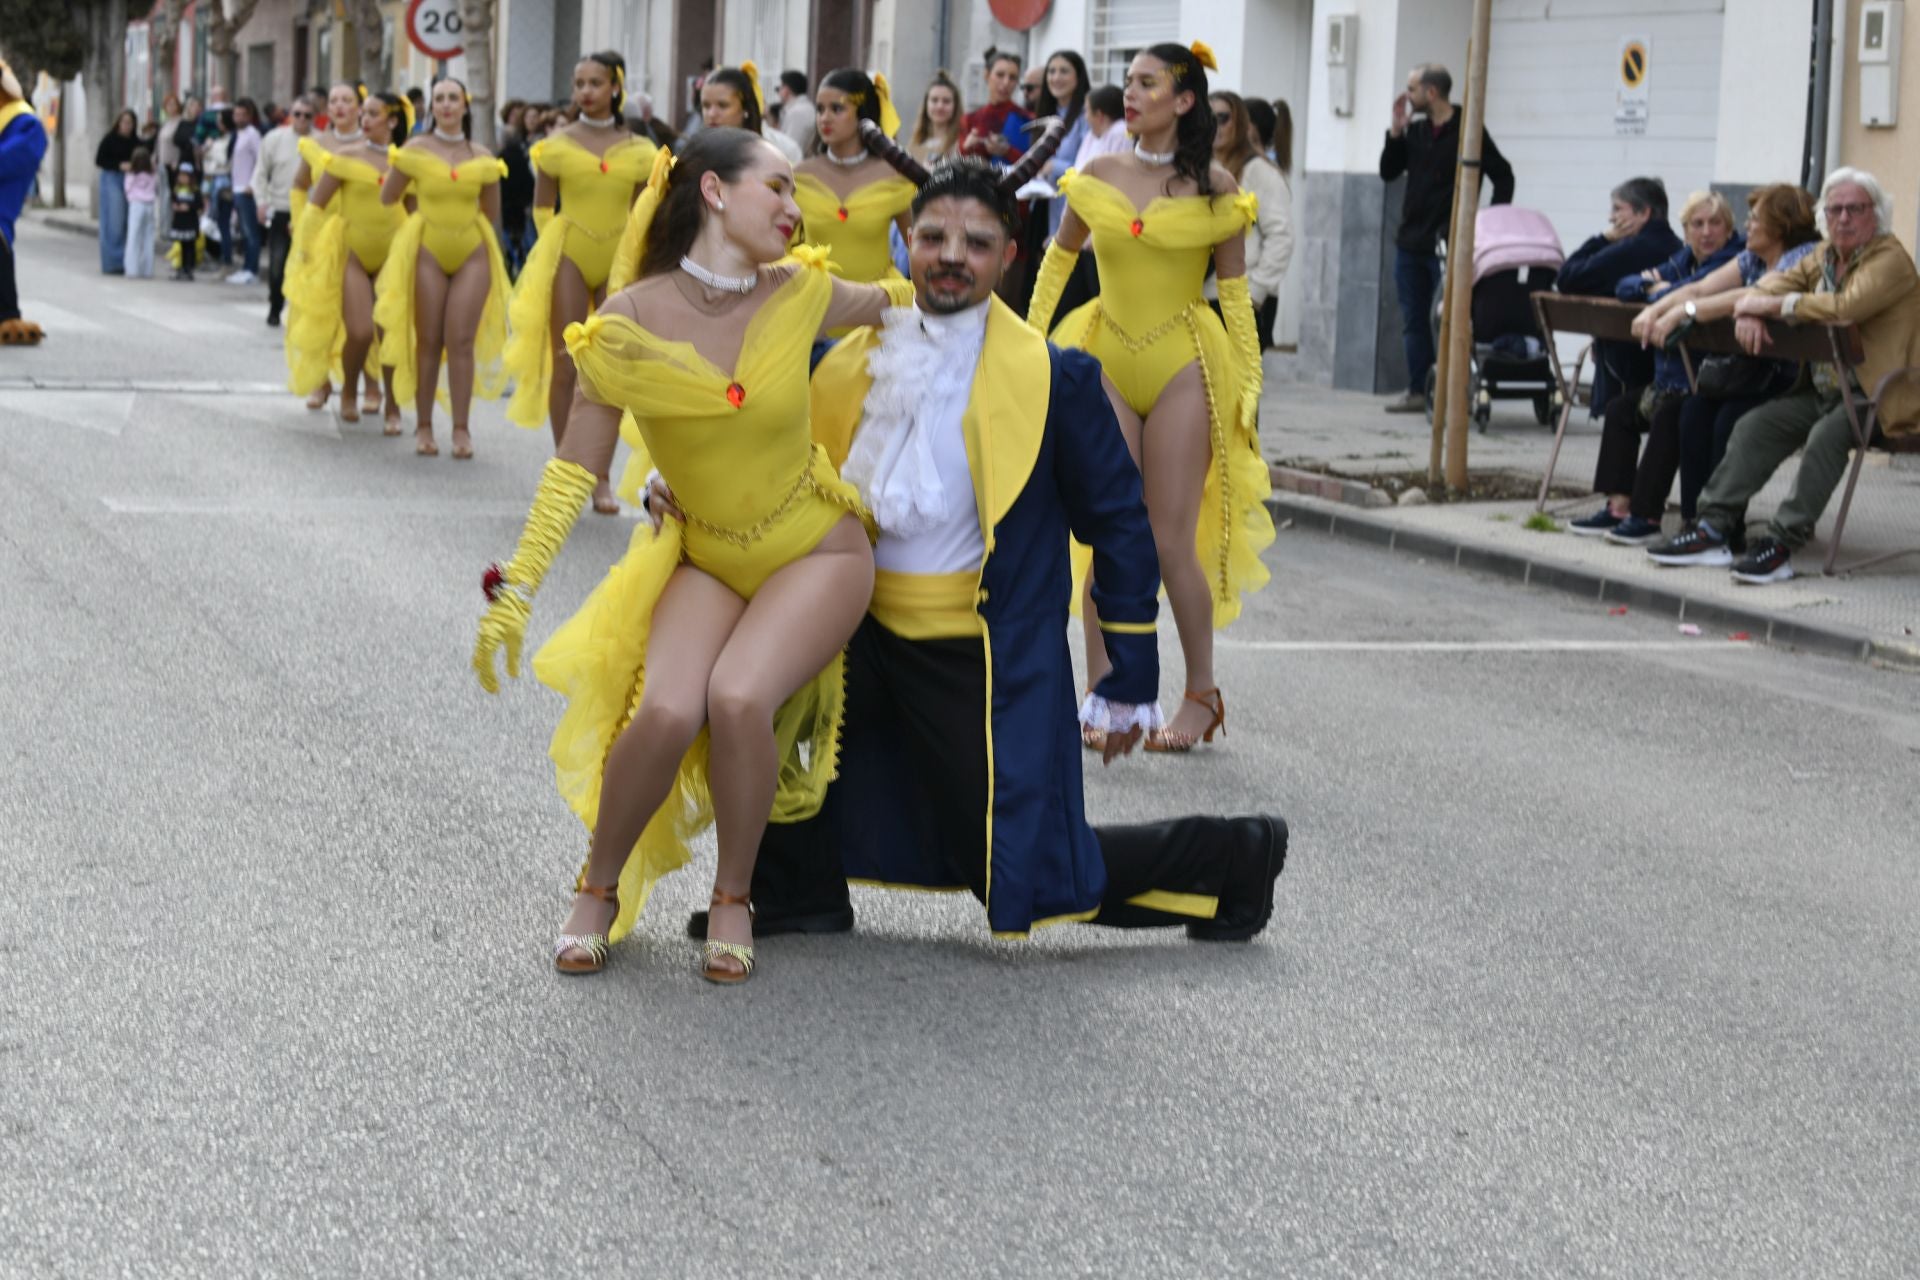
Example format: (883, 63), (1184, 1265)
(1124, 890), (1219, 919)
(1097, 620), (1157, 635)
(991, 908), (1101, 939)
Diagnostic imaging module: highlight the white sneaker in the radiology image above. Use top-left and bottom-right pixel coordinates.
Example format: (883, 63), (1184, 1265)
(225, 270), (257, 284)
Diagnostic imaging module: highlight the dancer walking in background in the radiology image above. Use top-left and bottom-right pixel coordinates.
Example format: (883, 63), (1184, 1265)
(290, 84), (379, 413)
(792, 70), (915, 287)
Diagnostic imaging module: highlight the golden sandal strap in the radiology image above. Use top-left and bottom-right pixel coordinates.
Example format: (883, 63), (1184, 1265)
(553, 932), (610, 963)
(574, 880), (619, 903)
(709, 889), (752, 908)
(701, 940), (755, 974)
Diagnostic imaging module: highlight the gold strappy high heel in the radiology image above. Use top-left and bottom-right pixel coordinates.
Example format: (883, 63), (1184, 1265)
(700, 889), (756, 985)
(1144, 688), (1226, 754)
(553, 880), (619, 975)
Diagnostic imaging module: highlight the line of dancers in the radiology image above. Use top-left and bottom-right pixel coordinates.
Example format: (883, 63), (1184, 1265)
(440, 41), (1284, 983)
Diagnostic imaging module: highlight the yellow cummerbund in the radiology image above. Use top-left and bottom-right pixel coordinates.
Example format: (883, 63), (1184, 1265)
(869, 569), (983, 640)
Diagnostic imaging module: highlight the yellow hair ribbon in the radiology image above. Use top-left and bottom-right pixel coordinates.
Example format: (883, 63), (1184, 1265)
(740, 62), (767, 118)
(613, 64), (626, 107)
(1189, 41), (1219, 72)
(400, 96), (415, 135)
(356, 83), (368, 102)
(608, 145), (676, 293)
(464, 90), (473, 105)
(872, 72), (900, 138)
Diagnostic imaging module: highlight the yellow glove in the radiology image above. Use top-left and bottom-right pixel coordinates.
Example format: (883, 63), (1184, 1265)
(533, 205), (554, 233)
(473, 458), (596, 693)
(1215, 274), (1265, 433)
(1025, 238), (1078, 336)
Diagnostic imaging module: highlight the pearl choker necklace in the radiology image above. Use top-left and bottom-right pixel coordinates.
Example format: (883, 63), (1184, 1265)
(433, 127), (465, 143)
(364, 138), (386, 152)
(679, 256), (757, 294)
(824, 146), (867, 167)
(333, 128), (364, 143)
(579, 114), (617, 129)
(1134, 141), (1176, 166)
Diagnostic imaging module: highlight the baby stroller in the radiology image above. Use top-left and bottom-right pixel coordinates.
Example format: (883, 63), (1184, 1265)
(1427, 205), (1567, 430)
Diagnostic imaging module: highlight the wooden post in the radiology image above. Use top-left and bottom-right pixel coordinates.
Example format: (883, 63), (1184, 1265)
(1441, 0), (1494, 492)
(1428, 38), (1475, 486)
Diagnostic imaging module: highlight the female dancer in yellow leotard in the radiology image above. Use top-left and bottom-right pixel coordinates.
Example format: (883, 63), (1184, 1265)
(503, 50), (654, 514)
(472, 129), (915, 983)
(1028, 41), (1273, 752)
(374, 77), (511, 459)
(288, 83), (380, 415)
(792, 69), (915, 283)
(287, 92), (411, 434)
(698, 63), (803, 164)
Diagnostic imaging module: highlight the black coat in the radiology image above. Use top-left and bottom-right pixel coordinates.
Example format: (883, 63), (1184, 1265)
(1379, 111), (1515, 254)
(1558, 221), (1683, 417)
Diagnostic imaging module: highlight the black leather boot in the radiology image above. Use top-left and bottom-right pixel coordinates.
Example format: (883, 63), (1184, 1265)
(1187, 815), (1288, 942)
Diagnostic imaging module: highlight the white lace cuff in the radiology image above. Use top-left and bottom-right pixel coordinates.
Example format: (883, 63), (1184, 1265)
(1077, 694), (1165, 734)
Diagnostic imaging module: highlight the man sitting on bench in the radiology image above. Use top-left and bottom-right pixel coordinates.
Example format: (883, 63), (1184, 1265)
(1647, 167), (1920, 584)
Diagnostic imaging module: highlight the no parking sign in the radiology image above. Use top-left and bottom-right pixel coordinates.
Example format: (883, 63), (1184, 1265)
(406, 0), (464, 61)
(1615, 35), (1649, 135)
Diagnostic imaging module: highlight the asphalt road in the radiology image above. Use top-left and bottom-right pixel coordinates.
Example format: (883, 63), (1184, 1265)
(3, 219), (1917, 1278)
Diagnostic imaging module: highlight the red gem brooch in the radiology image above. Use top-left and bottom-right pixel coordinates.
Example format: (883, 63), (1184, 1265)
(599, 160), (609, 173)
(836, 206), (849, 222)
(725, 382), (746, 408)
(482, 563), (507, 601)
(1129, 218), (1144, 237)
(450, 169), (459, 181)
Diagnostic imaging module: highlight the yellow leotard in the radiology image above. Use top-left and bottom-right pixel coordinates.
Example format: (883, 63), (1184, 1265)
(530, 256), (887, 939)
(282, 150), (408, 394)
(371, 144), (512, 406)
(503, 133), (656, 428)
(793, 172), (916, 282)
(1054, 170), (1276, 627)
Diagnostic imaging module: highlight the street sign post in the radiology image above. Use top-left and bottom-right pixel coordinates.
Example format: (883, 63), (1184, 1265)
(406, 0), (465, 61)
(1615, 36), (1649, 135)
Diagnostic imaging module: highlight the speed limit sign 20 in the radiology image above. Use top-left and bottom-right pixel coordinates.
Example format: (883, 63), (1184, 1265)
(406, 0), (465, 60)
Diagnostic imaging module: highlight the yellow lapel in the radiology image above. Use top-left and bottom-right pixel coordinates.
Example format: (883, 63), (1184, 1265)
(962, 296), (1052, 551)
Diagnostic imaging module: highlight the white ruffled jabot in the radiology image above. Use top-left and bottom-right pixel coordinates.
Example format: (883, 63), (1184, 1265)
(843, 304), (988, 537)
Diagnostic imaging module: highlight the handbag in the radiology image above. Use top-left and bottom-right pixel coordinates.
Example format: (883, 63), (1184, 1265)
(1695, 354), (1784, 401)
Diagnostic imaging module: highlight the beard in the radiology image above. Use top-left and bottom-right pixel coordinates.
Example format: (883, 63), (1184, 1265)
(920, 270), (980, 313)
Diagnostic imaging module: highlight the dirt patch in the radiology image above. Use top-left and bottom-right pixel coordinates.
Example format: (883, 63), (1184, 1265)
(1276, 460), (1588, 504)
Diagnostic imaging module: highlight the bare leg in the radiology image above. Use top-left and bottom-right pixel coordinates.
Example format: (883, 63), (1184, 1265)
(442, 246), (490, 460)
(381, 360), (402, 435)
(413, 254), (450, 454)
(548, 259), (617, 511)
(700, 516), (876, 973)
(1080, 369), (1144, 691)
(339, 256), (377, 424)
(555, 564), (747, 964)
(1140, 363), (1217, 741)
(306, 378), (332, 412)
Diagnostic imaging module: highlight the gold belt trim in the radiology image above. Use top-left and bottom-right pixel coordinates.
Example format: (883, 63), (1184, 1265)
(1095, 299), (1202, 355)
(870, 569), (982, 639)
(681, 465), (817, 550)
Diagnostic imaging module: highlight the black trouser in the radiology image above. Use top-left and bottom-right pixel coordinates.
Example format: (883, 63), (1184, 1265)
(265, 210), (292, 318)
(752, 615), (1237, 927)
(1051, 251), (1100, 333)
(0, 231), (18, 322)
(1592, 387), (1648, 497)
(1627, 392), (1687, 521)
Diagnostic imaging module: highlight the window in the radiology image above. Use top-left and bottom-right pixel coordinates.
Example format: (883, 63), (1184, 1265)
(1087, 0), (1178, 89)
(246, 43), (273, 103)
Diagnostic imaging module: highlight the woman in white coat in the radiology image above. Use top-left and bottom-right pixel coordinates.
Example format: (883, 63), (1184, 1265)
(1206, 91), (1291, 348)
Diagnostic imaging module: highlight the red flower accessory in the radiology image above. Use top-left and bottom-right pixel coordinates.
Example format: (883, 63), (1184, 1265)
(725, 382), (746, 408)
(836, 206), (849, 222)
(1129, 218), (1144, 238)
(482, 563), (507, 601)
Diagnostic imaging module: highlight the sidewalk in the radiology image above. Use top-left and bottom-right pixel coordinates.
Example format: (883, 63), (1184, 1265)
(1256, 373), (1920, 668)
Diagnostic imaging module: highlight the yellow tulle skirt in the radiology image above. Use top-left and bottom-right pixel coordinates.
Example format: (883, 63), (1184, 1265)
(1055, 297), (1275, 629)
(530, 517), (849, 942)
(503, 215), (585, 428)
(282, 209), (349, 396)
(372, 213), (511, 407)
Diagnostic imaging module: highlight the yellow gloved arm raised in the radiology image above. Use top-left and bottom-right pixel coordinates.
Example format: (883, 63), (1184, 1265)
(1025, 238), (1078, 337)
(473, 458), (596, 693)
(1214, 274), (1265, 433)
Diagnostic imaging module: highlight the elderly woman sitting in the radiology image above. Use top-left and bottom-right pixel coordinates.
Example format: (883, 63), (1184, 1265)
(1582, 184), (1821, 545)
(1571, 190), (1744, 538)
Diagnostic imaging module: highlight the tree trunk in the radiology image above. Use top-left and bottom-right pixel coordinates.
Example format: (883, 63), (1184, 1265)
(350, 0), (386, 88)
(80, 0), (128, 215)
(459, 0), (496, 149)
(52, 97), (67, 209)
(209, 0), (260, 99)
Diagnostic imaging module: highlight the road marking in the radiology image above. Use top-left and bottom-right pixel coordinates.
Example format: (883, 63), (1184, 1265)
(1218, 639), (1754, 653)
(2, 379), (288, 394)
(101, 496), (550, 518)
(17, 299), (106, 333)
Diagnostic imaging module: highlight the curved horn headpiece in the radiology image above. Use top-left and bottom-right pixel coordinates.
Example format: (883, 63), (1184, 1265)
(858, 118), (929, 185)
(996, 115), (1067, 197)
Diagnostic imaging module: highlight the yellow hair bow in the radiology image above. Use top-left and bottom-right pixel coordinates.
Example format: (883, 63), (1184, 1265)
(608, 146), (677, 293)
(1190, 41), (1219, 71)
(873, 72), (901, 139)
(562, 315), (605, 358)
(399, 96), (416, 136)
(356, 83), (369, 102)
(740, 62), (767, 118)
(788, 243), (832, 272)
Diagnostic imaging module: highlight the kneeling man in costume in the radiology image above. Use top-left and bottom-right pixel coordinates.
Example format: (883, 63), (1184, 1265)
(667, 147), (1285, 943)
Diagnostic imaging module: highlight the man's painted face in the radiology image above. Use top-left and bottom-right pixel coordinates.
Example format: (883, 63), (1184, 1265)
(909, 196), (1014, 314)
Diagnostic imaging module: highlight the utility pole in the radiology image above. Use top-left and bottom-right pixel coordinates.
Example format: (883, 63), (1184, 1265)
(1435, 0), (1493, 492)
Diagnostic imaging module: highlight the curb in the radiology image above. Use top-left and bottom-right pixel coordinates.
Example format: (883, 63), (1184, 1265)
(1267, 492), (1920, 671)
(25, 209), (100, 238)
(1269, 463), (1391, 509)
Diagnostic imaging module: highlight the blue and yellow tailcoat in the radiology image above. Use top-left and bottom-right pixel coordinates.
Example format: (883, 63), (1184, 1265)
(810, 296), (1163, 936)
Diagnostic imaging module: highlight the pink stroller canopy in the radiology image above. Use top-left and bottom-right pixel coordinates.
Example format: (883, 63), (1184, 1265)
(1473, 206), (1564, 285)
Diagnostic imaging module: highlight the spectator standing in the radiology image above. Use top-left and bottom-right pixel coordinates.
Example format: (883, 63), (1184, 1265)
(156, 93), (185, 178)
(1034, 50), (1089, 236)
(1069, 84), (1129, 170)
(628, 91), (678, 149)
(1647, 168), (1920, 584)
(1557, 176), (1682, 419)
(497, 101), (535, 276)
(252, 95), (310, 325)
(907, 71), (962, 165)
(406, 87), (427, 135)
(95, 109), (139, 274)
(1378, 63), (1514, 412)
(170, 95), (203, 182)
(225, 99), (263, 283)
(776, 71), (815, 154)
(959, 48), (1029, 162)
(201, 110), (235, 266)
(122, 146), (159, 278)
(1208, 91), (1292, 350)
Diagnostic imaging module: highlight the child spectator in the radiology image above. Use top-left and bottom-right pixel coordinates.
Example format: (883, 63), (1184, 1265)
(169, 162), (202, 281)
(123, 146), (158, 278)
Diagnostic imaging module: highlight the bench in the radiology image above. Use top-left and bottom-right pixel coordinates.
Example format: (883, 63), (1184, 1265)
(1531, 293), (1917, 575)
